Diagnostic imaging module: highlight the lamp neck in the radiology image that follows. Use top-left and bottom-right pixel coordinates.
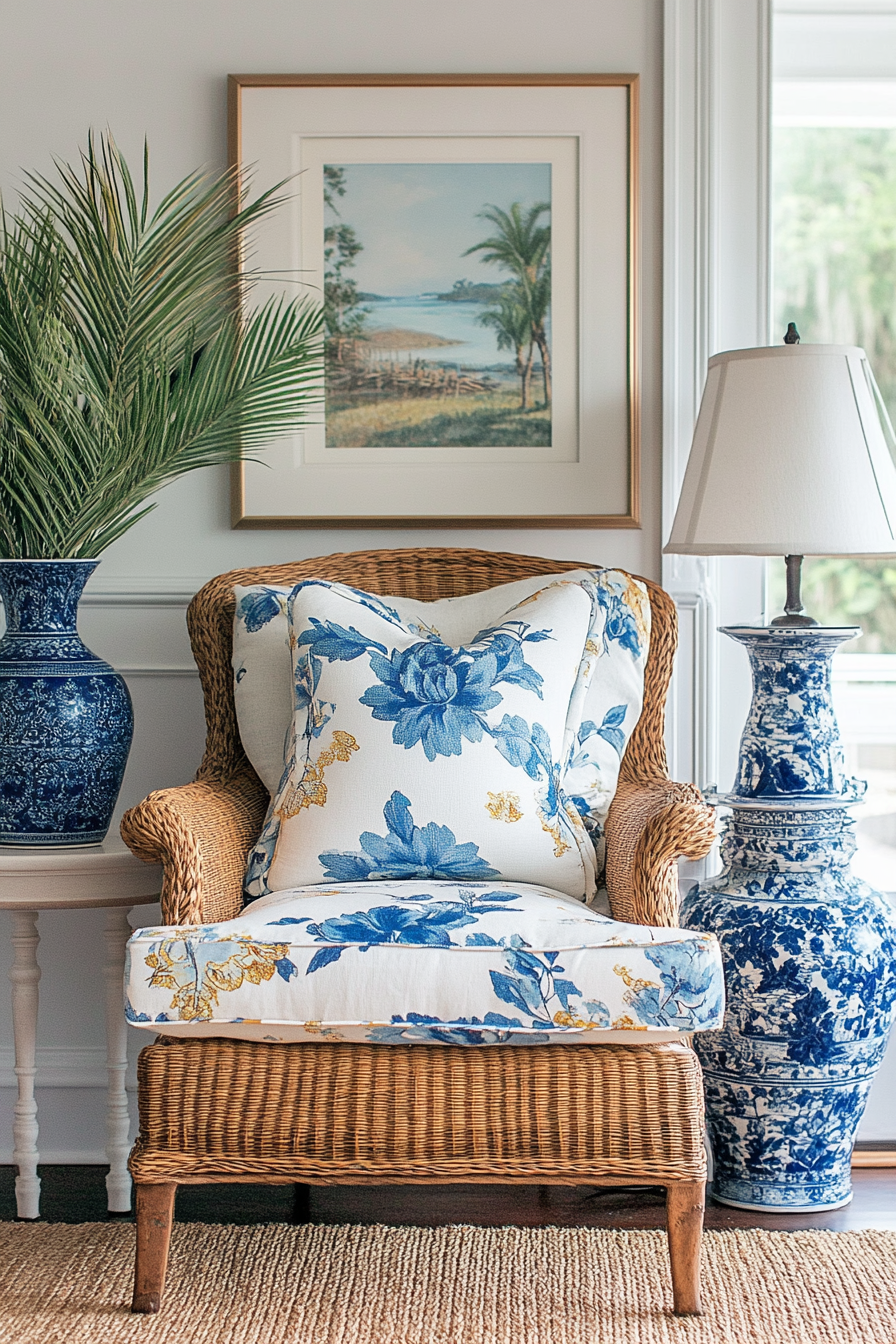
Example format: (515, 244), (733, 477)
(771, 554), (818, 627)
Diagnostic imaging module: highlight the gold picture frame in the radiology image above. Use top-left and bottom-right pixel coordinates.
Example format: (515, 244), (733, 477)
(229, 73), (640, 529)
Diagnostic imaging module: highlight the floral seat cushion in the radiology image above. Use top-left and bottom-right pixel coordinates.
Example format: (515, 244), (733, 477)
(233, 568), (650, 885)
(243, 575), (648, 904)
(125, 879), (725, 1046)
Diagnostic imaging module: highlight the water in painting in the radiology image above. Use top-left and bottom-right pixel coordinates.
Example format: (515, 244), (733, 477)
(324, 161), (552, 448)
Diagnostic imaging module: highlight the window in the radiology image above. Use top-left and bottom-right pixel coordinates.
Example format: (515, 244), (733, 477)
(772, 0), (896, 1142)
(772, 7), (896, 902)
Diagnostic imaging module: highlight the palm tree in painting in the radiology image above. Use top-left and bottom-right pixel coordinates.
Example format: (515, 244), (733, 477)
(527, 265), (552, 408)
(323, 165), (368, 363)
(465, 202), (551, 407)
(478, 288), (534, 409)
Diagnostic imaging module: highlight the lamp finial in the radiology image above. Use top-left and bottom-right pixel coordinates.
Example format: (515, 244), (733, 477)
(784, 322), (801, 344)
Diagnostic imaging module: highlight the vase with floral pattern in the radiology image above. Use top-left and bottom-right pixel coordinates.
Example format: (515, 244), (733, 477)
(0, 560), (133, 845)
(681, 626), (896, 1211)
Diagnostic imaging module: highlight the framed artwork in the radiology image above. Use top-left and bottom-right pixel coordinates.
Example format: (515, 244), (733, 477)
(228, 73), (639, 528)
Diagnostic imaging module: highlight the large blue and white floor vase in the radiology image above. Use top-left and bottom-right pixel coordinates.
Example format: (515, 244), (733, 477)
(681, 625), (896, 1212)
(682, 818), (896, 1211)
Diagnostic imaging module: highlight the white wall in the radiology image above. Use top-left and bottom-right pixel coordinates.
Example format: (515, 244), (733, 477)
(0, 0), (664, 1161)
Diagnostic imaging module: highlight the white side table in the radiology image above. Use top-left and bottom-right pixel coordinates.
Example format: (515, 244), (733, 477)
(0, 840), (161, 1219)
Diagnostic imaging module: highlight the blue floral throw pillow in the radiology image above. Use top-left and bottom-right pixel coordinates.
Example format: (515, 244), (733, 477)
(234, 568), (651, 882)
(245, 578), (607, 903)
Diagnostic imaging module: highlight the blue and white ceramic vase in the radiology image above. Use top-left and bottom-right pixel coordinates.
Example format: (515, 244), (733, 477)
(681, 626), (896, 1211)
(0, 560), (133, 845)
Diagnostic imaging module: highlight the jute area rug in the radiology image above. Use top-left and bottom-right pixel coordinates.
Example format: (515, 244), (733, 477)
(1, 1222), (895, 1344)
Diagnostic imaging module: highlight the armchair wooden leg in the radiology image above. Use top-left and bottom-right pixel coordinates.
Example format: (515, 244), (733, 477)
(665, 1179), (704, 1316)
(132, 1182), (177, 1314)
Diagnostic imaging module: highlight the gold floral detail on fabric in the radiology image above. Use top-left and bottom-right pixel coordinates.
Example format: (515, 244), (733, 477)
(514, 588), (545, 609)
(614, 964), (659, 995)
(563, 800), (588, 833)
(610, 1014), (647, 1031)
(539, 810), (571, 857)
(410, 621), (442, 640)
(277, 730), (359, 818)
(486, 791), (523, 823)
(619, 576), (650, 644)
(302, 1020), (345, 1041)
(552, 1010), (599, 1031)
(145, 938), (292, 1021)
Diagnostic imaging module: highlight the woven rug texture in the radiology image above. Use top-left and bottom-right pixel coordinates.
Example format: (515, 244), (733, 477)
(0, 1222), (894, 1344)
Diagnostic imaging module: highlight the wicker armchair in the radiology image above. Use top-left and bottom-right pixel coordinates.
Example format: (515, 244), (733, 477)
(121, 548), (716, 1316)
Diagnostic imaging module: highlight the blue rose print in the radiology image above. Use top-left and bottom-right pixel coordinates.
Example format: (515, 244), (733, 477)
(360, 643), (503, 760)
(318, 791), (500, 883)
(594, 580), (643, 658)
(236, 586), (290, 633)
(291, 610), (551, 764)
(621, 942), (724, 1029)
(267, 878), (522, 972)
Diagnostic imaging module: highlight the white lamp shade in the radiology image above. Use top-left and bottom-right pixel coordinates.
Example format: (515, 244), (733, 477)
(665, 344), (896, 556)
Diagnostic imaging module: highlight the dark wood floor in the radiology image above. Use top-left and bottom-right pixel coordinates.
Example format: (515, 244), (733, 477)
(1, 1166), (894, 1229)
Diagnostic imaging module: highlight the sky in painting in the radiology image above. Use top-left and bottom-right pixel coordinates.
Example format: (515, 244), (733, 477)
(326, 161), (551, 296)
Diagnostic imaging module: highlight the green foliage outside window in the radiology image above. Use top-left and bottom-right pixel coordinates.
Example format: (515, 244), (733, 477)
(774, 127), (896, 408)
(772, 127), (896, 650)
(767, 557), (896, 652)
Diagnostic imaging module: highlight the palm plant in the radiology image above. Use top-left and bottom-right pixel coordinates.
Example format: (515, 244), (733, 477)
(465, 201), (551, 408)
(0, 135), (323, 559)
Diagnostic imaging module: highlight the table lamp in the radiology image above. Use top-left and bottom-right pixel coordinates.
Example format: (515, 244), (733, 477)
(665, 332), (896, 1213)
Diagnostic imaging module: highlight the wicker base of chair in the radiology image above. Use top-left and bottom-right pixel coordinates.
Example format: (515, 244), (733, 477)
(129, 1038), (707, 1316)
(130, 1038), (707, 1186)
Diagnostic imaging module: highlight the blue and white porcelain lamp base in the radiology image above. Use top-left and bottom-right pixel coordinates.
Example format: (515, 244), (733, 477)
(680, 626), (896, 1213)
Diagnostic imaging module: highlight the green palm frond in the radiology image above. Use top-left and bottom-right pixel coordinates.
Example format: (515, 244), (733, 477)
(0, 132), (323, 558)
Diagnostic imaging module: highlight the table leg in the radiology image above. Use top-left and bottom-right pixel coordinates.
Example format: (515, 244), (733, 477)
(104, 907), (133, 1213)
(10, 909), (41, 1219)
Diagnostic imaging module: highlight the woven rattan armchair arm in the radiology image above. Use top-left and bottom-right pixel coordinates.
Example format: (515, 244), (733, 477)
(120, 767), (268, 926)
(604, 779), (716, 928)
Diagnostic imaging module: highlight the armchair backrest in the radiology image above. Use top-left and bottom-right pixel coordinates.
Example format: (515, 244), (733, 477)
(186, 547), (677, 791)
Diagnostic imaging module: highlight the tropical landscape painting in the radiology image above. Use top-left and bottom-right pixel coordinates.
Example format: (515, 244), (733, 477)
(323, 161), (552, 448)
